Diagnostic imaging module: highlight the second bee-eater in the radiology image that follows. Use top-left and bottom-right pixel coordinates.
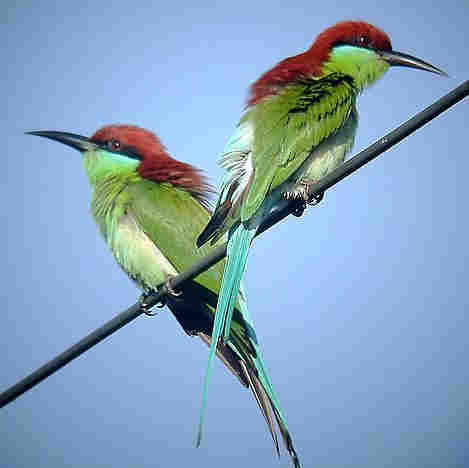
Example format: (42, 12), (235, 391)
(28, 125), (300, 467)
(197, 20), (446, 439)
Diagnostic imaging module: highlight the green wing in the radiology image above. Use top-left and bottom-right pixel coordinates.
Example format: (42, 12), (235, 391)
(243, 73), (357, 220)
(127, 180), (222, 294)
(126, 180), (252, 349)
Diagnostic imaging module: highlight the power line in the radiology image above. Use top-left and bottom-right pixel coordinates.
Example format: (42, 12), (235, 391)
(1, 80), (468, 409)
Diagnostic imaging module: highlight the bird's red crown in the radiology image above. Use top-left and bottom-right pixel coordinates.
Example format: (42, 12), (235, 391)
(91, 124), (212, 202)
(248, 21), (392, 106)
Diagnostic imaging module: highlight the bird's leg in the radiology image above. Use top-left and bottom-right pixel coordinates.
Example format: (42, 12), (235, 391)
(283, 179), (324, 216)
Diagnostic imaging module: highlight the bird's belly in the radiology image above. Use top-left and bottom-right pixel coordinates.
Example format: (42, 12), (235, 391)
(265, 112), (357, 214)
(110, 212), (178, 290)
(301, 136), (351, 182)
(300, 111), (357, 183)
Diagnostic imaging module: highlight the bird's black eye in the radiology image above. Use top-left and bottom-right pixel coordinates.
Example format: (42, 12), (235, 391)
(107, 139), (121, 151)
(357, 35), (369, 47)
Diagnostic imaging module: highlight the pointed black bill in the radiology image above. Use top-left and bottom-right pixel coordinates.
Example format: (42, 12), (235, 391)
(378, 50), (447, 76)
(26, 131), (99, 152)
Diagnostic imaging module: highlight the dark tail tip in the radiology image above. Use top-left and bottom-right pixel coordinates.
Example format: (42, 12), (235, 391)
(196, 217), (219, 248)
(196, 230), (210, 248)
(287, 434), (301, 468)
(197, 196), (233, 248)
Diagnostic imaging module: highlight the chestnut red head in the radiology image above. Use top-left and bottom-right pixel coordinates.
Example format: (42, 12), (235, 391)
(27, 124), (213, 204)
(248, 21), (445, 106)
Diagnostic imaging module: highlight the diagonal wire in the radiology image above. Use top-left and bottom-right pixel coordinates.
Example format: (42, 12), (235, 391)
(1, 80), (468, 409)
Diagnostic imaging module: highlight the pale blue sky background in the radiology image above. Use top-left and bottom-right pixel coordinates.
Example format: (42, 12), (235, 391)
(2, 2), (468, 467)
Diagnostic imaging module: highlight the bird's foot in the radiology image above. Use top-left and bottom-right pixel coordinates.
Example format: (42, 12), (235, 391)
(291, 200), (307, 217)
(139, 290), (160, 317)
(162, 275), (182, 298)
(307, 190), (324, 206)
(282, 180), (324, 205)
(283, 183), (308, 216)
(139, 277), (182, 316)
(155, 275), (183, 307)
(283, 180), (324, 216)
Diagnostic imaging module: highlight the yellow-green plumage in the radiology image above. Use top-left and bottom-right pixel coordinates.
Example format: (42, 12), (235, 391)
(197, 21), (445, 456)
(27, 125), (300, 468)
(244, 72), (359, 220)
(86, 148), (299, 466)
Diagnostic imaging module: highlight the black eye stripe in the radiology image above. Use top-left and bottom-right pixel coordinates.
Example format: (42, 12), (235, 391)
(120, 144), (142, 160)
(100, 140), (142, 160)
(333, 35), (373, 49)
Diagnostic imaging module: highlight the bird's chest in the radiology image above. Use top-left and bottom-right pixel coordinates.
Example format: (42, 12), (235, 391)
(90, 184), (177, 291)
(107, 212), (178, 291)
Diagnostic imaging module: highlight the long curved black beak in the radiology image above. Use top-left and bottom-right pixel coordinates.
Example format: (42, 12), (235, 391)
(26, 131), (99, 152)
(378, 50), (447, 76)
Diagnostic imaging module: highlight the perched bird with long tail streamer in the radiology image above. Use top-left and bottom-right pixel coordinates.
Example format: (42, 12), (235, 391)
(197, 20), (446, 442)
(27, 125), (300, 467)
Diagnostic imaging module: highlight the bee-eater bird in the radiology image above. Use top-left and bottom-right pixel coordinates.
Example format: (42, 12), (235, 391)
(196, 20), (446, 440)
(27, 125), (300, 467)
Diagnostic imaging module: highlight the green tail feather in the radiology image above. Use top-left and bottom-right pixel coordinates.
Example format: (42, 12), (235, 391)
(222, 226), (256, 341)
(197, 223), (256, 446)
(196, 316), (221, 447)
